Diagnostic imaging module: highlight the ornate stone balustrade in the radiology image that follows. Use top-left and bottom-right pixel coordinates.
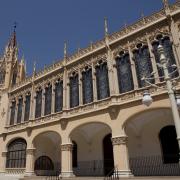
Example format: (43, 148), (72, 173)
(6, 168), (25, 174)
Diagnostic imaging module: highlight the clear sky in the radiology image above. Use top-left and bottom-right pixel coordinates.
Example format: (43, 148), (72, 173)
(0, 0), (176, 75)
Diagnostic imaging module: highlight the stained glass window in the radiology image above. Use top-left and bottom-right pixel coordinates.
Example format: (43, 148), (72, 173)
(70, 74), (79, 108)
(35, 90), (42, 118)
(6, 139), (27, 168)
(17, 98), (23, 124)
(133, 44), (154, 88)
(44, 85), (52, 115)
(152, 36), (179, 81)
(82, 68), (93, 104)
(24, 95), (31, 122)
(116, 53), (134, 93)
(10, 101), (16, 125)
(55, 81), (63, 112)
(96, 61), (110, 100)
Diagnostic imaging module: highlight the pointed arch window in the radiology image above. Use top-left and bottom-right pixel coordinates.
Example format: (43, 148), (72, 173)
(12, 71), (17, 86)
(82, 67), (93, 104)
(96, 61), (110, 100)
(55, 80), (63, 112)
(35, 89), (42, 118)
(6, 138), (27, 168)
(70, 73), (79, 108)
(133, 44), (154, 88)
(10, 100), (16, 125)
(17, 97), (23, 124)
(116, 52), (134, 93)
(0, 69), (5, 84)
(24, 94), (31, 122)
(44, 85), (52, 115)
(152, 36), (179, 81)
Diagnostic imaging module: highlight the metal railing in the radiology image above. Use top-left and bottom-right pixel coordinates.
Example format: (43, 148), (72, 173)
(104, 167), (120, 180)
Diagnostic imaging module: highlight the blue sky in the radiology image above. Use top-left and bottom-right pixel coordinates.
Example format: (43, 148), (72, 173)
(0, 0), (176, 75)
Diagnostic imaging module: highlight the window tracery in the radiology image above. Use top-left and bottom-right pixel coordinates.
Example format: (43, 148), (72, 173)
(55, 80), (63, 112)
(44, 85), (52, 115)
(35, 89), (42, 118)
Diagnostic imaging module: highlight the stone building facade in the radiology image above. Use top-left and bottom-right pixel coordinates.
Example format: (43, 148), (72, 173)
(0, 0), (180, 178)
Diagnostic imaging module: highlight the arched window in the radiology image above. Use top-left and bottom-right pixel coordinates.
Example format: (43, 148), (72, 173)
(159, 125), (179, 163)
(6, 139), (27, 168)
(96, 61), (110, 100)
(0, 69), (5, 84)
(70, 73), (79, 108)
(116, 52), (134, 93)
(35, 89), (42, 118)
(133, 44), (154, 88)
(10, 100), (16, 125)
(55, 80), (63, 112)
(152, 36), (179, 81)
(72, 141), (78, 168)
(17, 97), (23, 124)
(24, 94), (31, 122)
(12, 72), (17, 86)
(82, 67), (93, 104)
(44, 85), (52, 115)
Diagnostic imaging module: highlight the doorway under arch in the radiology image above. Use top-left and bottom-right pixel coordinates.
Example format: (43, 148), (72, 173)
(159, 125), (179, 163)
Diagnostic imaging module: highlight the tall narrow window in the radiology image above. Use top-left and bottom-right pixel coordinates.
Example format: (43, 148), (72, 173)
(55, 80), (63, 112)
(152, 36), (179, 81)
(44, 85), (52, 115)
(70, 73), (79, 108)
(35, 89), (42, 118)
(24, 94), (31, 122)
(10, 100), (16, 125)
(96, 61), (110, 100)
(133, 44), (154, 88)
(116, 52), (134, 93)
(82, 67), (93, 104)
(0, 69), (5, 84)
(17, 97), (23, 124)
(6, 139), (27, 168)
(12, 72), (17, 86)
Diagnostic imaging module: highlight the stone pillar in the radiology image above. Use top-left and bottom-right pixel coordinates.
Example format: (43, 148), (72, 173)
(60, 143), (75, 178)
(128, 42), (138, 89)
(92, 64), (97, 101)
(111, 136), (132, 177)
(51, 82), (55, 114)
(63, 67), (68, 110)
(146, 35), (159, 83)
(31, 91), (37, 119)
(21, 95), (25, 123)
(112, 56), (119, 95)
(0, 151), (7, 174)
(25, 148), (36, 176)
(66, 77), (70, 109)
(14, 98), (18, 124)
(41, 87), (45, 116)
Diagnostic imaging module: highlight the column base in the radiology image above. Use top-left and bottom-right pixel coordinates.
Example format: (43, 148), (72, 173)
(60, 171), (75, 178)
(113, 170), (133, 177)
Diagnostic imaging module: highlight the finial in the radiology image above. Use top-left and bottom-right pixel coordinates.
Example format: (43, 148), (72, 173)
(21, 55), (25, 64)
(64, 41), (67, 59)
(162, 0), (170, 15)
(104, 17), (108, 37)
(13, 22), (17, 33)
(33, 61), (36, 75)
(141, 12), (146, 24)
(90, 41), (93, 50)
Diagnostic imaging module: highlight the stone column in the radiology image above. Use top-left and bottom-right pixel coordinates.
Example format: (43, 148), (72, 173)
(92, 63), (97, 101)
(66, 77), (70, 109)
(31, 91), (36, 119)
(60, 143), (75, 178)
(21, 95), (26, 123)
(25, 148), (36, 176)
(63, 67), (68, 110)
(14, 98), (18, 124)
(146, 35), (159, 83)
(41, 87), (45, 116)
(0, 151), (7, 174)
(51, 82), (55, 114)
(128, 42), (138, 89)
(111, 136), (132, 177)
(112, 55), (119, 95)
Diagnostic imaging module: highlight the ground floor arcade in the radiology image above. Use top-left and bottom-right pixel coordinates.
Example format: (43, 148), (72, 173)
(0, 104), (180, 178)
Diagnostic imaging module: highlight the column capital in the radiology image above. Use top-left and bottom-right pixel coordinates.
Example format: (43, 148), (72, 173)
(61, 143), (73, 151)
(111, 135), (128, 145)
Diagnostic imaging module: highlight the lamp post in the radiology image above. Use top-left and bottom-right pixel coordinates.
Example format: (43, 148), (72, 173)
(142, 44), (180, 151)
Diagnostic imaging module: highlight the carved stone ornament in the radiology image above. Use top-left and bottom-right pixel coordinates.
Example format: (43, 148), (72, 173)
(61, 144), (73, 151)
(111, 136), (128, 145)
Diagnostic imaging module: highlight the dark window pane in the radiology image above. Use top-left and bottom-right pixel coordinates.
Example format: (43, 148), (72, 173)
(24, 95), (31, 121)
(10, 101), (16, 125)
(55, 81), (63, 112)
(35, 90), (42, 118)
(70, 75), (79, 108)
(17, 98), (23, 124)
(44, 86), (52, 115)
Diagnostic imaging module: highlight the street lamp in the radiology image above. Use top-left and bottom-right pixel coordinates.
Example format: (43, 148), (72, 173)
(142, 44), (180, 152)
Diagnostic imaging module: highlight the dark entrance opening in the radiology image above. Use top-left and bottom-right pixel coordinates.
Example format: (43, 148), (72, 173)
(159, 125), (179, 163)
(35, 156), (54, 176)
(103, 133), (114, 176)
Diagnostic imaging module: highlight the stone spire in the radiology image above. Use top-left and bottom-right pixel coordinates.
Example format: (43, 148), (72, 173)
(104, 17), (110, 49)
(64, 41), (67, 59)
(162, 0), (170, 15)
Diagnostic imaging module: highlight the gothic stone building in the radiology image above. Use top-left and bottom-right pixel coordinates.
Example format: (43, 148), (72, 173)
(0, 1), (180, 179)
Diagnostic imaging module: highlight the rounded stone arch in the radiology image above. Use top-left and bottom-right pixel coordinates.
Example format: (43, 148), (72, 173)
(5, 136), (27, 151)
(122, 107), (172, 132)
(68, 121), (112, 140)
